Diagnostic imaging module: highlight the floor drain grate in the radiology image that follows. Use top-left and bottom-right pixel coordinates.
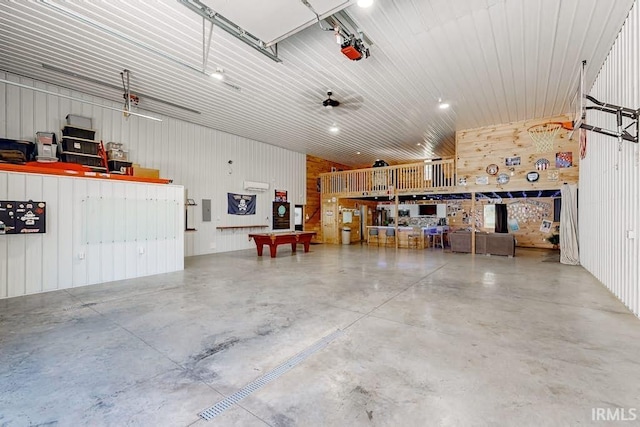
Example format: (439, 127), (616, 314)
(198, 329), (344, 421)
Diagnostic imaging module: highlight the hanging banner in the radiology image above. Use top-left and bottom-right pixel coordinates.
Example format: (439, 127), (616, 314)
(227, 193), (256, 215)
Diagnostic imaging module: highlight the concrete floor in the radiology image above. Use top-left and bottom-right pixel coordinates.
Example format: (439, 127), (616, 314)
(1, 245), (640, 426)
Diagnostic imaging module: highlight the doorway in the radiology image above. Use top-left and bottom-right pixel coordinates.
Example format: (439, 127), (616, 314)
(294, 205), (303, 231)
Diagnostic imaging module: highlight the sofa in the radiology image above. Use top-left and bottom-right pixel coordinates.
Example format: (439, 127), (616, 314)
(449, 231), (515, 257)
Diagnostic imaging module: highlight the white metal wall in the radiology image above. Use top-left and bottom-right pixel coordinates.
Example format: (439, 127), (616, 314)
(580, 0), (640, 316)
(0, 71), (307, 257)
(0, 172), (184, 299)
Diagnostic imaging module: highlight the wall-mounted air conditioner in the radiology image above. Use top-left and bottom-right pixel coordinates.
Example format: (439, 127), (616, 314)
(243, 180), (269, 191)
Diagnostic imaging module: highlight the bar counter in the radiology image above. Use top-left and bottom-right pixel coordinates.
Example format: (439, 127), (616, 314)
(366, 225), (449, 249)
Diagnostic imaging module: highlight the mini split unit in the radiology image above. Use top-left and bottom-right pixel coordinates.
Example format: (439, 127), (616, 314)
(243, 181), (269, 191)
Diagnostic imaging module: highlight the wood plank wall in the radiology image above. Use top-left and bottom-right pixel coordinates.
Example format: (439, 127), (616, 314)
(456, 114), (579, 191)
(306, 155), (353, 242)
(446, 198), (558, 249)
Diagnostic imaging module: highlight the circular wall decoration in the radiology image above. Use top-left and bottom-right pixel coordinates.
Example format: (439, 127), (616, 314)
(535, 158), (550, 170)
(496, 173), (510, 185)
(526, 171), (540, 182)
(486, 164), (499, 175)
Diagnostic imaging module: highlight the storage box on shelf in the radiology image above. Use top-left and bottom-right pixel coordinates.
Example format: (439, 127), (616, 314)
(35, 131), (58, 162)
(108, 160), (132, 174)
(132, 163), (160, 179)
(59, 152), (106, 171)
(60, 137), (99, 155)
(59, 124), (105, 171)
(62, 126), (96, 141)
(0, 138), (34, 164)
(106, 142), (128, 161)
(66, 114), (93, 129)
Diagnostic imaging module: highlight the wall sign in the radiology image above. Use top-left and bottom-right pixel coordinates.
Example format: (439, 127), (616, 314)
(272, 201), (290, 230)
(526, 171), (540, 182)
(0, 200), (47, 234)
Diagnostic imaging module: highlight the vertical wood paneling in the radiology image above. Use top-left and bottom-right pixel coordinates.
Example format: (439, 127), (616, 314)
(581, 0), (640, 317)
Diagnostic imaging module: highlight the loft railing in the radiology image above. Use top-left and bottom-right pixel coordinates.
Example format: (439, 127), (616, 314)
(319, 159), (456, 197)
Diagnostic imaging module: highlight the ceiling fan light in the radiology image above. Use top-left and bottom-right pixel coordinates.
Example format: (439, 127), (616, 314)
(357, 0), (373, 8)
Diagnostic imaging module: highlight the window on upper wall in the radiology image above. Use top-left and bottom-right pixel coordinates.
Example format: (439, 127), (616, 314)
(483, 204), (496, 229)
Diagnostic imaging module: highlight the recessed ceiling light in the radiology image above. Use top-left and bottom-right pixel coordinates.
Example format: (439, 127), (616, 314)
(329, 124), (340, 133)
(438, 97), (449, 109)
(417, 143), (421, 146)
(356, 151), (361, 154)
(357, 0), (373, 7)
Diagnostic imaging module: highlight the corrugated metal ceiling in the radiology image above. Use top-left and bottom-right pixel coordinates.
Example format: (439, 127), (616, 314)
(0, 0), (634, 166)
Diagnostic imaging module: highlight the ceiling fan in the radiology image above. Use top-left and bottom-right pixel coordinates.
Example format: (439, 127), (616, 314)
(319, 90), (363, 112)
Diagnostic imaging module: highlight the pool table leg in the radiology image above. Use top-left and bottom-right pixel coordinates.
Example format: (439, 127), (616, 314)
(290, 243), (297, 253)
(269, 244), (277, 258)
(256, 244), (264, 256)
(303, 241), (310, 252)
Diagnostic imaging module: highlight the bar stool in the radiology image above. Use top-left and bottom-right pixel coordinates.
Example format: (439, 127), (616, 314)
(385, 228), (396, 247)
(368, 227), (380, 246)
(427, 227), (444, 249)
(407, 226), (422, 249)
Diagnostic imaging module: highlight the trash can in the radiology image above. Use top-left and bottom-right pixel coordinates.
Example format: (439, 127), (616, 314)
(342, 227), (351, 245)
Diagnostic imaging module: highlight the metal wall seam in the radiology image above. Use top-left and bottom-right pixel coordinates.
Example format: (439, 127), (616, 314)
(582, 0), (640, 316)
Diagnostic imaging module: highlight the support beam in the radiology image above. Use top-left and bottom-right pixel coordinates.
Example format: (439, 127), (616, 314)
(180, 0), (282, 63)
(471, 192), (476, 255)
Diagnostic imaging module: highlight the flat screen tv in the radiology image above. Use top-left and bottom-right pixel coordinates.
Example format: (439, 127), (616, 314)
(419, 205), (437, 216)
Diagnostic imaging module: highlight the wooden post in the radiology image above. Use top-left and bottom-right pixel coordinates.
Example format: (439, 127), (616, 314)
(394, 191), (399, 249)
(471, 191), (476, 255)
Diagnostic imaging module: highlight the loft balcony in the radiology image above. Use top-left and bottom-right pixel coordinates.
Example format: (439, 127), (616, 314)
(319, 159), (456, 197)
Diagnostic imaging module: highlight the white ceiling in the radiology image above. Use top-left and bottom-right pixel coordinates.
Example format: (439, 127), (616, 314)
(0, 0), (634, 166)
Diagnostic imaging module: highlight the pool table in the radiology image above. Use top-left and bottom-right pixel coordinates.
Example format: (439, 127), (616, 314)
(248, 231), (316, 258)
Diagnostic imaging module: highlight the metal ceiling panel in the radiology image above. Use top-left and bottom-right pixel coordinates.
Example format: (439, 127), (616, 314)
(0, 0), (634, 166)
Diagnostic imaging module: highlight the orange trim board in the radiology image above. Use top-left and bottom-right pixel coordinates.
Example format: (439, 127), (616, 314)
(0, 162), (172, 184)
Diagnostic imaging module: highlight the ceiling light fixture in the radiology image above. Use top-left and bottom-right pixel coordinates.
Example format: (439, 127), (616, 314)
(357, 0), (374, 8)
(438, 98), (450, 109)
(329, 124), (340, 134)
(211, 67), (224, 81)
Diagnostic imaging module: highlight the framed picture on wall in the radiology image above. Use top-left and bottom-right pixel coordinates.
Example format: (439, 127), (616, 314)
(540, 219), (552, 233)
(505, 156), (521, 166)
